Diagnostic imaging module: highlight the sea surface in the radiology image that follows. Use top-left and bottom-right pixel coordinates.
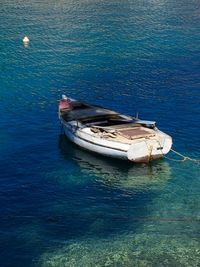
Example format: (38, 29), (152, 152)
(0, 0), (200, 266)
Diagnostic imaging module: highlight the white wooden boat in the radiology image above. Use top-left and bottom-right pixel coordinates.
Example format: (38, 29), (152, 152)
(58, 95), (172, 163)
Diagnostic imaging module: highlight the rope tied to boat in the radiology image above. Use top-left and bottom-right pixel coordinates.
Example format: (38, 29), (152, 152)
(166, 148), (200, 164)
(144, 140), (153, 162)
(157, 140), (200, 164)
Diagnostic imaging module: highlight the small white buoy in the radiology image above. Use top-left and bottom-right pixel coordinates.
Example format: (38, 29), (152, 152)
(23, 36), (29, 47)
(23, 36), (29, 43)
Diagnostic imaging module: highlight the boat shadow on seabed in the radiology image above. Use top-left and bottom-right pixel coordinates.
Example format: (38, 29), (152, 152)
(58, 134), (172, 192)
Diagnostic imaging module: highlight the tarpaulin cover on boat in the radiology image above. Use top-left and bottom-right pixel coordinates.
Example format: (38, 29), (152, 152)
(62, 106), (118, 122)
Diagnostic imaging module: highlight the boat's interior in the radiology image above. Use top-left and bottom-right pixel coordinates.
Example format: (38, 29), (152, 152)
(61, 102), (129, 125)
(80, 114), (133, 126)
(60, 101), (156, 141)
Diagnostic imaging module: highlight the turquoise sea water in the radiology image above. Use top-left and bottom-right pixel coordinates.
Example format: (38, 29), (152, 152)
(1, 0), (200, 266)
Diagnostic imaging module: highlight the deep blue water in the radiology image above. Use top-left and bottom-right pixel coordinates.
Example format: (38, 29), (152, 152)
(0, 0), (200, 266)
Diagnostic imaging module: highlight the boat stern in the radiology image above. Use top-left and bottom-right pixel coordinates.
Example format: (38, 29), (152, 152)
(127, 132), (172, 163)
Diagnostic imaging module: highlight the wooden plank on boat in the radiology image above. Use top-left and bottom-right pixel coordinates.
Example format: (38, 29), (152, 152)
(118, 127), (155, 140)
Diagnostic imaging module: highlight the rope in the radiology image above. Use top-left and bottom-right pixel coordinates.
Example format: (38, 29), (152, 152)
(144, 140), (153, 162)
(156, 140), (200, 164)
(168, 148), (200, 164)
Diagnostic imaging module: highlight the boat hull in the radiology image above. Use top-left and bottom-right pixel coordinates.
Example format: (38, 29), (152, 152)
(62, 123), (128, 159)
(61, 120), (172, 163)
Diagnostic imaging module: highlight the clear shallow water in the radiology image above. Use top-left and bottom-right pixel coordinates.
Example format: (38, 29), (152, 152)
(0, 0), (200, 266)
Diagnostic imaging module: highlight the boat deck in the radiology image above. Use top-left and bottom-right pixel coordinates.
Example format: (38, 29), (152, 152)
(88, 125), (156, 144)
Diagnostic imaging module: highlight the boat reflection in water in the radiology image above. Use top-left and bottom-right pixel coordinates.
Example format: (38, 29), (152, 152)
(58, 135), (171, 192)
